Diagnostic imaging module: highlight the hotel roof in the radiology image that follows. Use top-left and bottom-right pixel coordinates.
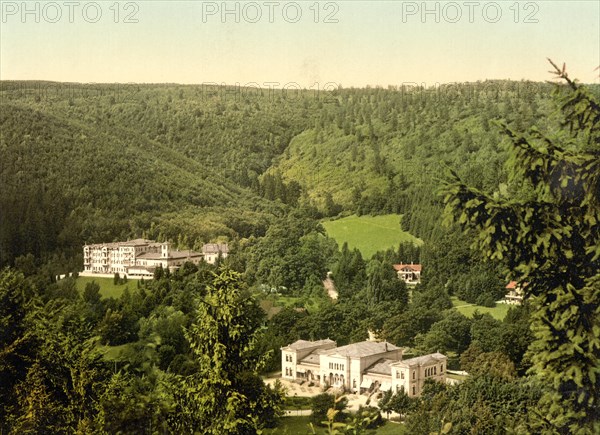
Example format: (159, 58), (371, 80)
(299, 348), (331, 365)
(202, 243), (229, 254)
(283, 339), (336, 351)
(365, 358), (396, 376)
(324, 341), (400, 358)
(137, 249), (202, 260)
(394, 352), (446, 368)
(85, 239), (163, 248)
(393, 263), (422, 272)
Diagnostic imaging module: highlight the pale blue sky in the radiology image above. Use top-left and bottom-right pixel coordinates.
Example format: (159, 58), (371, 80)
(1, 1), (599, 86)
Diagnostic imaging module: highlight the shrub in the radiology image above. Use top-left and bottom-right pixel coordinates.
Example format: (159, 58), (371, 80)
(310, 393), (347, 426)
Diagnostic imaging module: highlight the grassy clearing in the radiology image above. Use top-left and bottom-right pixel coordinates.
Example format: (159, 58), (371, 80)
(322, 214), (421, 259)
(75, 276), (132, 299)
(259, 294), (330, 316)
(451, 296), (511, 321)
(276, 295), (328, 311)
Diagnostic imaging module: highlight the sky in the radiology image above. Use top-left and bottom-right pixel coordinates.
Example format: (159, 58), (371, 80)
(1, 1), (599, 87)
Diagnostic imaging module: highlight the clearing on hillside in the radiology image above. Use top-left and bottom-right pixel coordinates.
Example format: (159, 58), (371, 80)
(75, 276), (132, 299)
(322, 214), (422, 259)
(451, 296), (511, 321)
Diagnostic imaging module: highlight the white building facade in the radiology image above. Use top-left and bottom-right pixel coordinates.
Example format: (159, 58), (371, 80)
(393, 263), (422, 285)
(504, 281), (524, 305)
(391, 353), (447, 396)
(201, 243), (229, 264)
(281, 339), (446, 397)
(83, 239), (226, 277)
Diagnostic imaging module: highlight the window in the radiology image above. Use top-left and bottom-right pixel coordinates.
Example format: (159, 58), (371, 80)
(441, 364), (444, 372)
(396, 371), (400, 379)
(412, 371), (415, 380)
(434, 366), (437, 375)
(401, 372), (405, 380)
(412, 386), (416, 395)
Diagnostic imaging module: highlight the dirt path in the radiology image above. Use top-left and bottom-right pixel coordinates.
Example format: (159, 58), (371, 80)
(323, 277), (338, 301)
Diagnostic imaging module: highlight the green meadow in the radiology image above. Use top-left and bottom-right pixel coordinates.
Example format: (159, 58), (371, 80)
(75, 276), (133, 299)
(451, 296), (511, 321)
(322, 214), (422, 259)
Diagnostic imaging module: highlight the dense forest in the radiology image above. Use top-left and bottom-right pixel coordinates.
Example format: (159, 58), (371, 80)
(0, 78), (563, 268)
(0, 66), (598, 434)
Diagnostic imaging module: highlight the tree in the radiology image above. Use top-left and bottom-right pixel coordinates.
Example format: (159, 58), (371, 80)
(366, 259), (408, 306)
(82, 281), (100, 303)
(169, 268), (283, 433)
(0, 269), (33, 431)
(416, 310), (472, 355)
(310, 393), (347, 426)
(469, 312), (503, 353)
(441, 61), (600, 433)
(10, 297), (110, 433)
(500, 305), (534, 373)
(377, 389), (393, 419)
(389, 390), (413, 418)
(383, 305), (441, 347)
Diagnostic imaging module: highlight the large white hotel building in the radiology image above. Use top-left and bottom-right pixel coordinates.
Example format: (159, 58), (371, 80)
(83, 239), (228, 278)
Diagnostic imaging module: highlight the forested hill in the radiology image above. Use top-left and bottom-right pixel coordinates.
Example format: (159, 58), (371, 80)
(0, 80), (571, 268)
(266, 81), (562, 239)
(0, 89), (286, 266)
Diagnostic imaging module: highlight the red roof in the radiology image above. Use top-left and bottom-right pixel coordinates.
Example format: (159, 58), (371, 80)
(393, 263), (422, 272)
(506, 281), (528, 289)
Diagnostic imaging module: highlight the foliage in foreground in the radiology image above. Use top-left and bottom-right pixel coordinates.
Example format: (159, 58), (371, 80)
(168, 269), (284, 434)
(441, 61), (600, 433)
(0, 267), (283, 434)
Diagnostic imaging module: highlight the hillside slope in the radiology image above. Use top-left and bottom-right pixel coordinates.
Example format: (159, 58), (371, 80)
(0, 100), (276, 265)
(1, 79), (581, 266)
(266, 82), (560, 238)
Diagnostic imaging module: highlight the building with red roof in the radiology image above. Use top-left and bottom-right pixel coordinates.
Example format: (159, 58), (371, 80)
(504, 281), (525, 305)
(393, 263), (422, 284)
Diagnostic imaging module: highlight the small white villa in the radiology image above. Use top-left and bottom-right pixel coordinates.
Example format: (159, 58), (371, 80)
(281, 339), (446, 397)
(393, 263), (422, 285)
(504, 281), (525, 305)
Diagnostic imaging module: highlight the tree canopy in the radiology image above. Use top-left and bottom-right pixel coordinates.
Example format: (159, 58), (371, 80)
(441, 60), (600, 433)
